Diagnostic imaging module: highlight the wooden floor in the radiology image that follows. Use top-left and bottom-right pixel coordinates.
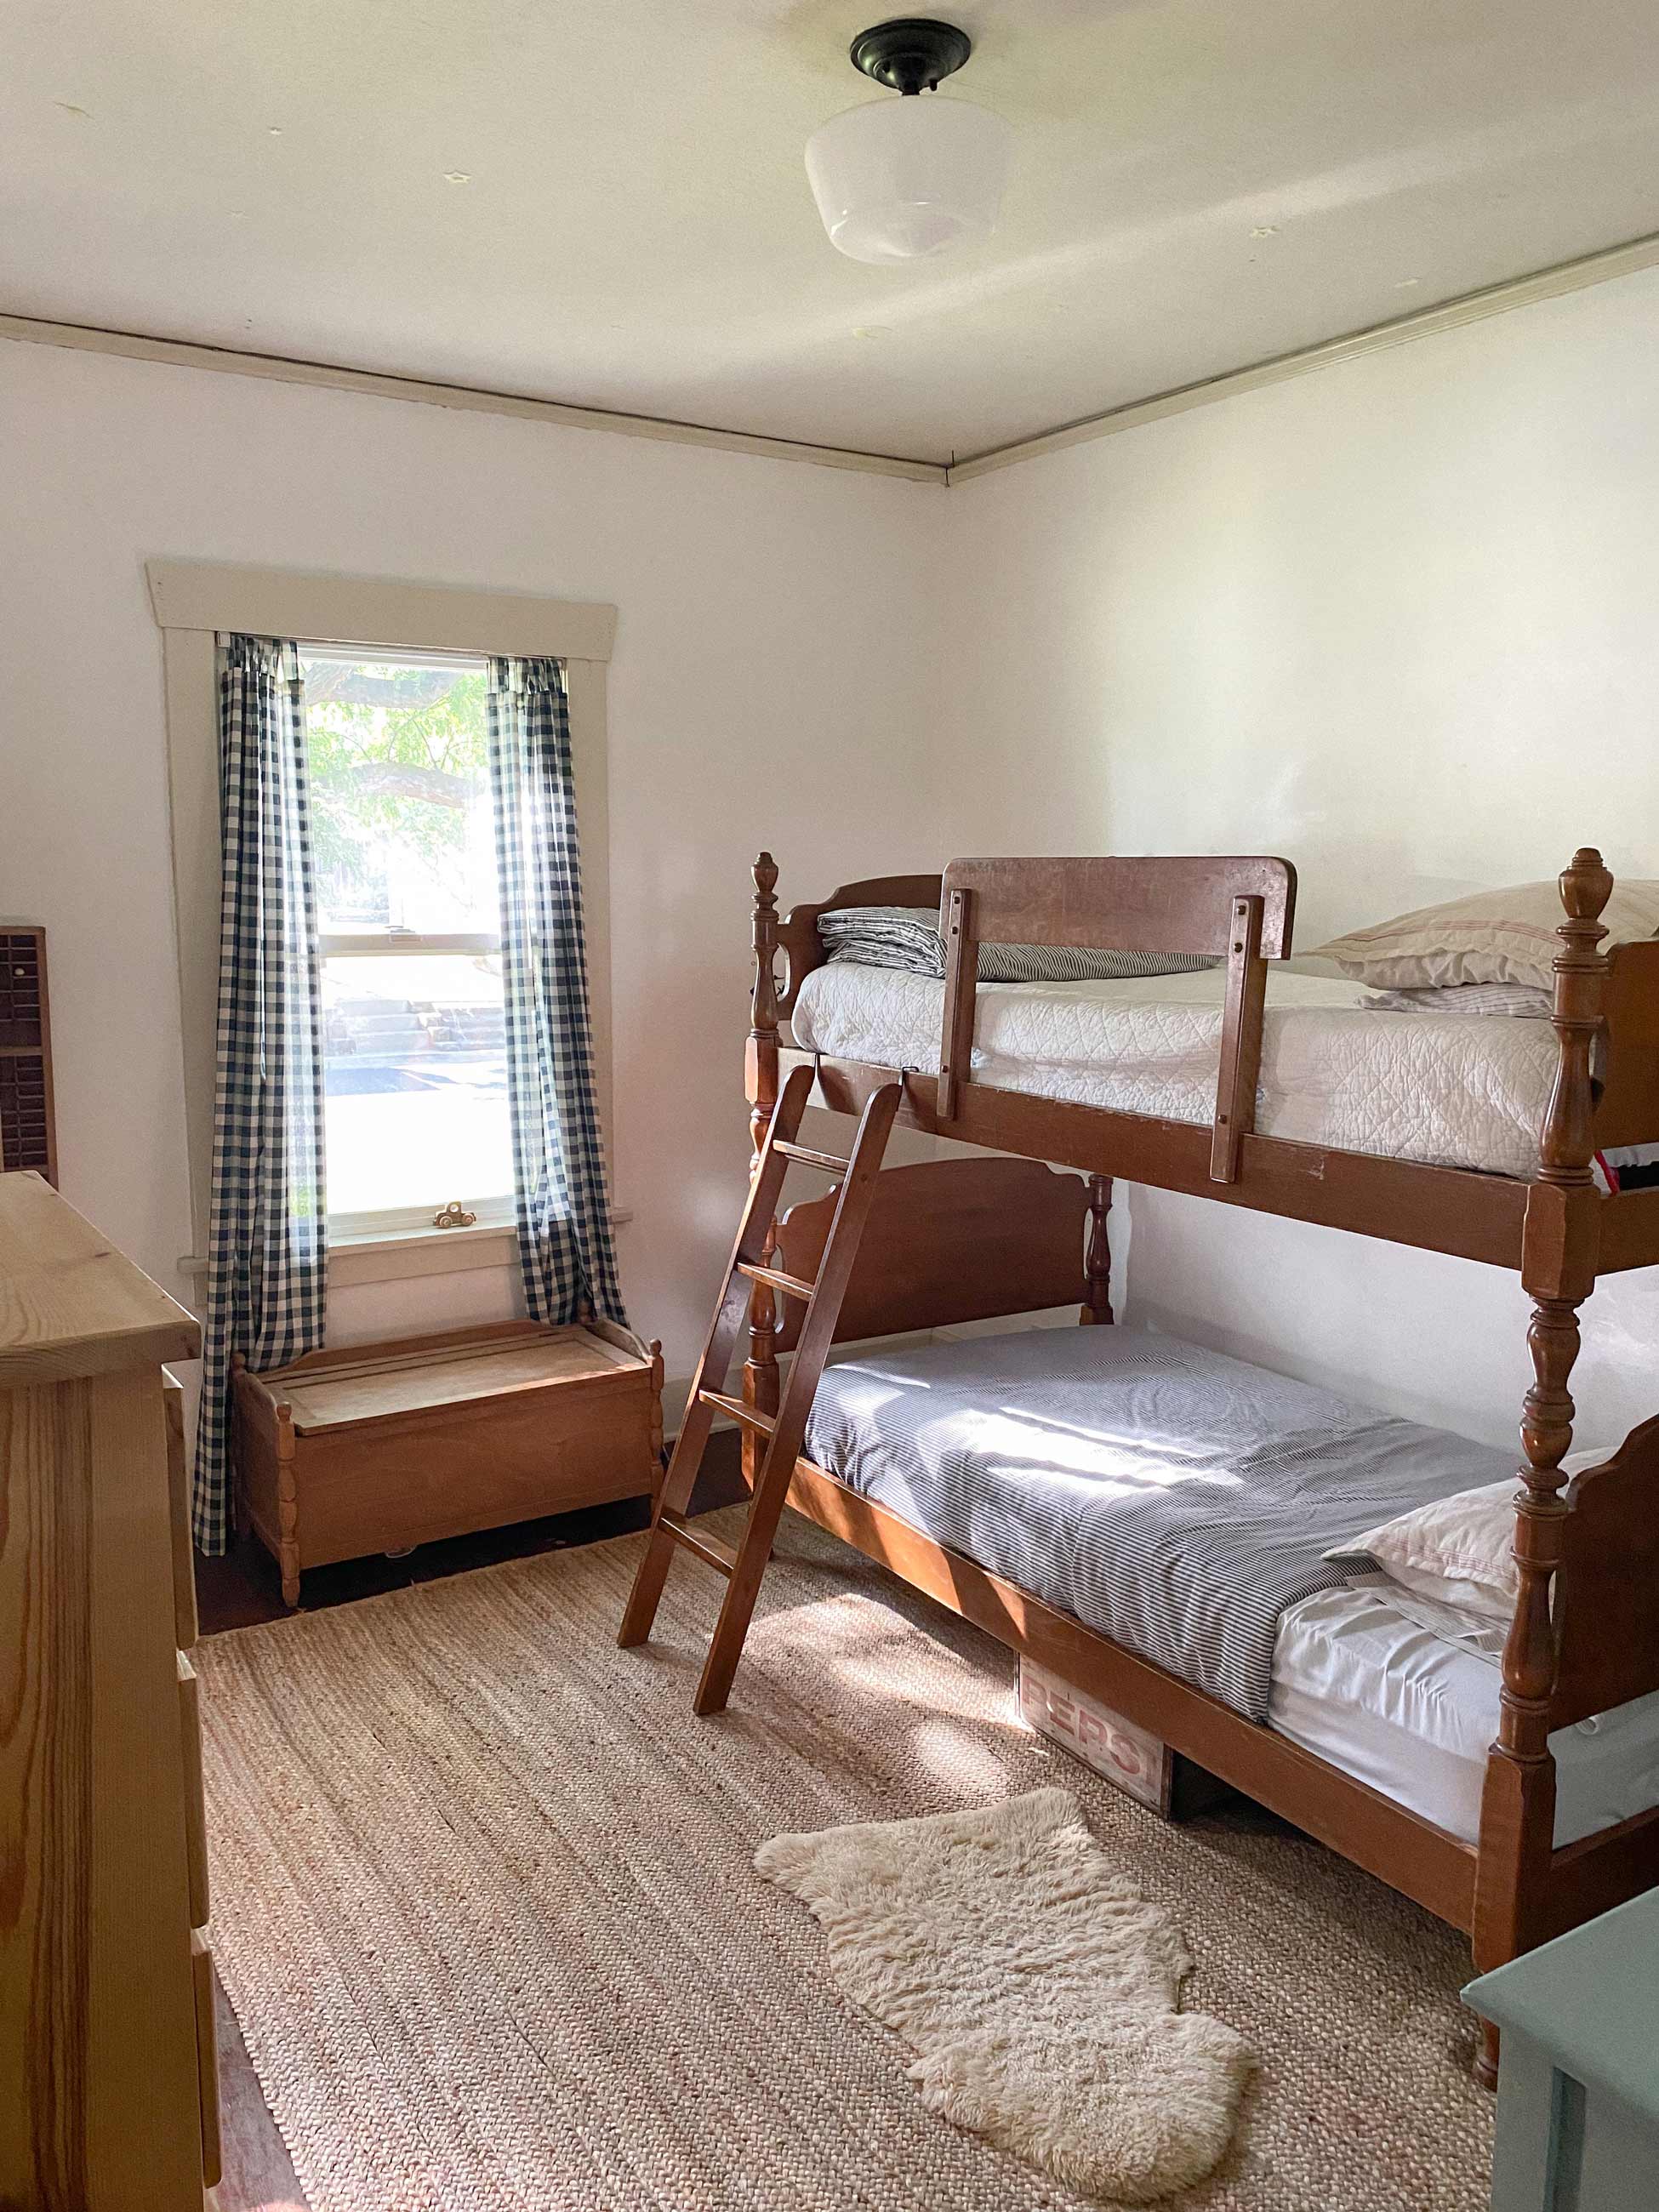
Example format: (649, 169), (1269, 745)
(202, 1435), (744, 2210)
(214, 1975), (309, 2212)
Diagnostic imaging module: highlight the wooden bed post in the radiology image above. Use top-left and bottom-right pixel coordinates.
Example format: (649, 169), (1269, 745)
(1473, 847), (1612, 2085)
(742, 853), (783, 1482)
(1080, 1175), (1115, 1324)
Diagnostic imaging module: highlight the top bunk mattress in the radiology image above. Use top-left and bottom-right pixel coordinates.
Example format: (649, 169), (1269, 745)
(788, 962), (1560, 1177)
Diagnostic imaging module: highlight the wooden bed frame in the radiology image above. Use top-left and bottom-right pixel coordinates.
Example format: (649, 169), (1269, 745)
(736, 846), (1659, 2084)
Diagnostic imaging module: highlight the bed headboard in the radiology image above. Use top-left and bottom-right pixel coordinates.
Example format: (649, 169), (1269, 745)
(1593, 938), (1659, 1150)
(772, 872), (944, 1019)
(1550, 1415), (1659, 1730)
(769, 1156), (1092, 1352)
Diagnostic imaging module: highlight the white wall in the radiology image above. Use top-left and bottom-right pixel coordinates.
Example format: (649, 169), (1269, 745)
(936, 265), (1659, 1455)
(0, 339), (946, 1385)
(7, 267), (1659, 1462)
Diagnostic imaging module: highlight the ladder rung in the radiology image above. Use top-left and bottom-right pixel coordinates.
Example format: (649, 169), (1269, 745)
(738, 1261), (815, 1302)
(659, 1511), (737, 1577)
(618, 1074), (904, 1709)
(698, 1388), (777, 1436)
(775, 1141), (851, 1175)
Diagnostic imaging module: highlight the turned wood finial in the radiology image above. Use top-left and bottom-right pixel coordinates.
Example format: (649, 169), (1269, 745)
(1538, 847), (1613, 1187)
(747, 852), (782, 1169)
(1560, 847), (1613, 922)
(752, 853), (778, 915)
(750, 852), (780, 1037)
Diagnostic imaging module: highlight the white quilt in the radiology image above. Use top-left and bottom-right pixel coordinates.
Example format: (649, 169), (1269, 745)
(789, 963), (1565, 1177)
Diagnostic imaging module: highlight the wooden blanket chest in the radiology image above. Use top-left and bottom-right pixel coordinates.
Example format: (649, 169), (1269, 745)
(233, 1318), (663, 1606)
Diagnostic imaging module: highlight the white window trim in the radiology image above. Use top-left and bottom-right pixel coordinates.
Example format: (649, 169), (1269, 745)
(150, 559), (619, 1289)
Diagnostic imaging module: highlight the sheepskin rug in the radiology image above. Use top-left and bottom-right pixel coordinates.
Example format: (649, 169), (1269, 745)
(756, 1787), (1254, 2203)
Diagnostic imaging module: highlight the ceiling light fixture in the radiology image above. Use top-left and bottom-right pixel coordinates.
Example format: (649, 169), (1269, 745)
(806, 18), (1011, 265)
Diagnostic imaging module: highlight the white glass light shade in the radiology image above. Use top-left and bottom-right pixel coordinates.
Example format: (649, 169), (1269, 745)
(806, 94), (1011, 265)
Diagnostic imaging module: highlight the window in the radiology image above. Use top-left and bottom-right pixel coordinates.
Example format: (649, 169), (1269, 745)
(301, 650), (514, 1235)
(150, 561), (617, 1287)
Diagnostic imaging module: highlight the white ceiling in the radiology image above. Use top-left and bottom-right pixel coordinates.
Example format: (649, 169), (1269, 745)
(7, 1), (1659, 466)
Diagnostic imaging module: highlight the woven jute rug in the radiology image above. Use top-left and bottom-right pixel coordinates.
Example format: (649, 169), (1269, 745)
(198, 1512), (1495, 2212)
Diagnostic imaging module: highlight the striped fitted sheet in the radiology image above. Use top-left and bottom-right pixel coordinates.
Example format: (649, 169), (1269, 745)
(802, 1325), (1514, 1723)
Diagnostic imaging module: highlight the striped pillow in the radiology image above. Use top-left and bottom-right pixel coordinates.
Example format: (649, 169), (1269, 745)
(1366, 983), (1554, 1018)
(818, 907), (1219, 983)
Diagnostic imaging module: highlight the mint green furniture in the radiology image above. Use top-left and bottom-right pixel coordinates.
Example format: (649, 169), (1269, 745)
(1464, 1888), (1659, 2211)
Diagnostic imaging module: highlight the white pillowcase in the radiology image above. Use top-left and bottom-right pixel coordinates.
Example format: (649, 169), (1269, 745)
(1327, 1480), (1519, 1623)
(1325, 1449), (1614, 1624)
(1365, 983), (1554, 1019)
(1314, 878), (1659, 993)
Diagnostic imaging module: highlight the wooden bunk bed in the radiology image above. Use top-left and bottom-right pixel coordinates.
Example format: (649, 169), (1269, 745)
(625, 846), (1659, 2084)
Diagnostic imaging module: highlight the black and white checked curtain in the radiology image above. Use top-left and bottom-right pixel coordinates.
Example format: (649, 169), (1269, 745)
(486, 658), (627, 1328)
(192, 635), (328, 1552)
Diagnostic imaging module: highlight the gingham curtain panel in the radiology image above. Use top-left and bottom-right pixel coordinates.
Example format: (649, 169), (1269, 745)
(486, 657), (628, 1328)
(191, 635), (328, 1552)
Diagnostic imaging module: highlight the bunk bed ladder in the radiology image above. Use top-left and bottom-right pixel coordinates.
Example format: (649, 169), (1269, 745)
(618, 1063), (903, 1713)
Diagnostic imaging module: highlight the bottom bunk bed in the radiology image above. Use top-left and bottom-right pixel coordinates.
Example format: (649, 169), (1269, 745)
(801, 1318), (1659, 1858)
(794, 1320), (1659, 1867)
(627, 1144), (1659, 2086)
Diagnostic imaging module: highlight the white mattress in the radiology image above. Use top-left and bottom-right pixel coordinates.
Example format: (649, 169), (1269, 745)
(1268, 1582), (1659, 1847)
(790, 962), (1564, 1177)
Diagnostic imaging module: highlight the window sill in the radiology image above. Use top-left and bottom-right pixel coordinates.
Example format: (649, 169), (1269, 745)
(178, 1208), (632, 1291)
(328, 1207), (635, 1287)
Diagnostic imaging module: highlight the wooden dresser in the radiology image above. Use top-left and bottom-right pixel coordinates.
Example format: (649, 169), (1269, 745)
(0, 1171), (218, 2209)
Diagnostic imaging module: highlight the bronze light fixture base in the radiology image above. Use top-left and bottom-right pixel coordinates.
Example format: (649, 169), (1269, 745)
(848, 18), (972, 96)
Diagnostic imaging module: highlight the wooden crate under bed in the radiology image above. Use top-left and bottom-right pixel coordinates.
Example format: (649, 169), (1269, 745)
(233, 1318), (663, 1607)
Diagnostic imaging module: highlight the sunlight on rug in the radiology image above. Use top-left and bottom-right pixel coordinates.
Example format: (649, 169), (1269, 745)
(759, 1788), (1253, 2203)
(197, 1510), (1493, 2212)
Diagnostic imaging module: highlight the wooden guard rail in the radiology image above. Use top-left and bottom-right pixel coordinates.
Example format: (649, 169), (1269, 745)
(935, 856), (1297, 1181)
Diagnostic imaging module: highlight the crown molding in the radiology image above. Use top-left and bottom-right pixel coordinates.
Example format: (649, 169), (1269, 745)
(6, 221), (1659, 493)
(0, 311), (949, 485)
(944, 226), (1659, 483)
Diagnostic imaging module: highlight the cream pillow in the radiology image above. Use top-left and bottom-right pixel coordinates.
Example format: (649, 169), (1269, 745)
(1314, 879), (1659, 992)
(1325, 1448), (1613, 1623)
(1326, 1480), (1519, 1622)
